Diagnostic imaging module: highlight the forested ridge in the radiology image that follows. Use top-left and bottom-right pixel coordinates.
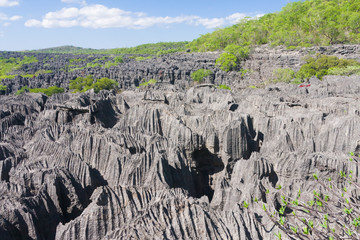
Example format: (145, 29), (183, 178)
(27, 0), (360, 55)
(29, 42), (189, 55)
(187, 0), (360, 51)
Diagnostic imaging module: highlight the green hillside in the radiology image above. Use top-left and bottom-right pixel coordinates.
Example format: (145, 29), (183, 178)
(30, 42), (189, 55)
(26, 0), (360, 55)
(30, 45), (92, 54)
(187, 0), (360, 51)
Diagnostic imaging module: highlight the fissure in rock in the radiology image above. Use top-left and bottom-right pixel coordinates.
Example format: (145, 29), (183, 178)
(191, 148), (224, 201)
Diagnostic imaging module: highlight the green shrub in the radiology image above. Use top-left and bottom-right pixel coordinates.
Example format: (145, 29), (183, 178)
(104, 61), (118, 68)
(224, 45), (250, 61)
(69, 75), (118, 93)
(216, 53), (237, 72)
(29, 86), (64, 96)
(296, 54), (360, 80)
(0, 75), (15, 80)
(217, 84), (231, 90)
(114, 56), (124, 63)
(135, 56), (152, 61)
(272, 68), (296, 83)
(16, 85), (63, 96)
(92, 78), (118, 93)
(86, 62), (102, 68)
(93, 56), (109, 62)
(0, 56), (38, 79)
(240, 68), (250, 78)
(69, 58), (85, 63)
(22, 56), (38, 64)
(16, 86), (30, 95)
(21, 70), (52, 78)
(69, 75), (94, 92)
(328, 65), (360, 76)
(215, 46), (249, 73)
(139, 79), (157, 87)
(69, 67), (85, 72)
(0, 85), (7, 91)
(190, 69), (213, 82)
(256, 153), (360, 240)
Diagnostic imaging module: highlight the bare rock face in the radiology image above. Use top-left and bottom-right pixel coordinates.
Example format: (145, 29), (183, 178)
(1, 45), (360, 239)
(2, 44), (359, 95)
(0, 71), (359, 239)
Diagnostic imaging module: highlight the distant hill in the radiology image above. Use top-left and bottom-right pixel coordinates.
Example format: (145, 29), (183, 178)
(29, 45), (95, 54)
(29, 42), (189, 55)
(187, 0), (360, 51)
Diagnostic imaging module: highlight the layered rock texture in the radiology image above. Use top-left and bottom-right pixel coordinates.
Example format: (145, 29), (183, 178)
(1, 44), (359, 94)
(0, 46), (360, 239)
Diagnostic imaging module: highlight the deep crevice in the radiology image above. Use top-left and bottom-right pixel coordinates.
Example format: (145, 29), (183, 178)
(190, 148), (224, 202)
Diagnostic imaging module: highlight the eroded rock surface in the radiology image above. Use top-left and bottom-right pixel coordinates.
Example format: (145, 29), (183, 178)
(0, 68), (359, 239)
(1, 44), (359, 95)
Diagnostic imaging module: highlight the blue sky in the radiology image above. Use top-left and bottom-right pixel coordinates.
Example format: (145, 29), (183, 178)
(0, 0), (295, 51)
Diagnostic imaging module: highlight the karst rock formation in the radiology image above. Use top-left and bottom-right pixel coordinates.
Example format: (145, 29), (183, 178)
(0, 45), (360, 239)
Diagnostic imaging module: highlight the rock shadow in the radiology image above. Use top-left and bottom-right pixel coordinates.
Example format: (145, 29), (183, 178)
(190, 148), (224, 202)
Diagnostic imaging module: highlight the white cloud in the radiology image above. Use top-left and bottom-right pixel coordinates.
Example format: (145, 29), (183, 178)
(195, 17), (226, 29)
(25, 4), (258, 29)
(0, 0), (19, 7)
(9, 15), (21, 21)
(226, 13), (247, 24)
(61, 0), (86, 5)
(0, 12), (22, 26)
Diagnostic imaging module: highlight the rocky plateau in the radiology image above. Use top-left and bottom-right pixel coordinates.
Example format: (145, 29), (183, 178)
(0, 45), (360, 239)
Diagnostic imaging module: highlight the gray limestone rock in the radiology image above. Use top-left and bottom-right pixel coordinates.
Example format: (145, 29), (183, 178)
(0, 46), (360, 239)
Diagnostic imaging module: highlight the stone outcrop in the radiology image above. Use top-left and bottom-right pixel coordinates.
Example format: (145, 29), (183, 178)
(0, 70), (359, 239)
(1, 45), (359, 94)
(0, 46), (360, 239)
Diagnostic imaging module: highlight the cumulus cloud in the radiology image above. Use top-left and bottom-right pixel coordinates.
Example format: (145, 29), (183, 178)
(0, 0), (19, 7)
(25, 4), (257, 29)
(61, 0), (86, 5)
(9, 15), (21, 20)
(0, 12), (22, 26)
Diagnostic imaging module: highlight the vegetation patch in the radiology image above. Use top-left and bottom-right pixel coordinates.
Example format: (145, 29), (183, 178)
(0, 84), (7, 92)
(86, 62), (102, 68)
(21, 69), (53, 78)
(248, 153), (360, 240)
(29, 42), (189, 55)
(215, 45), (250, 72)
(139, 79), (157, 87)
(272, 68), (296, 83)
(16, 86), (64, 96)
(216, 53), (238, 72)
(296, 54), (360, 80)
(69, 75), (118, 93)
(328, 65), (360, 76)
(187, 0), (360, 52)
(272, 55), (360, 85)
(135, 56), (152, 61)
(217, 84), (231, 90)
(0, 56), (38, 79)
(191, 69), (213, 82)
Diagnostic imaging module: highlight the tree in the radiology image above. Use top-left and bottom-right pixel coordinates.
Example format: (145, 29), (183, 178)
(190, 69), (213, 83)
(224, 45), (250, 61)
(92, 78), (118, 93)
(215, 53), (237, 72)
(69, 75), (94, 92)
